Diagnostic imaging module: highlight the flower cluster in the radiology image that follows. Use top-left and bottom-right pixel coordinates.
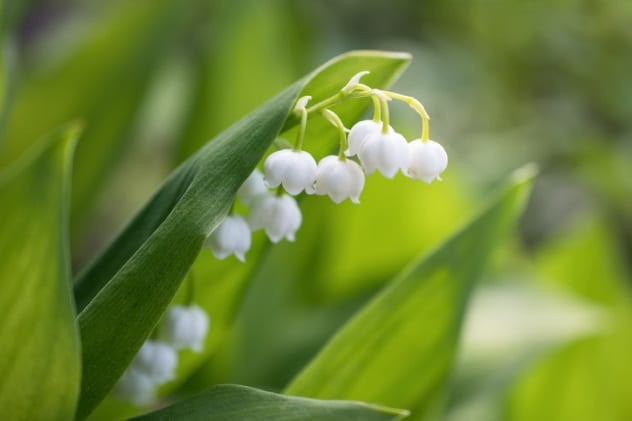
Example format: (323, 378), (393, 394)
(206, 71), (447, 262)
(113, 303), (210, 405)
(205, 168), (302, 260)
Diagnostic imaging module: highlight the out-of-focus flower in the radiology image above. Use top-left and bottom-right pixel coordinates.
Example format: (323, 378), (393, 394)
(131, 341), (178, 384)
(206, 215), (251, 262)
(113, 369), (155, 406)
(158, 305), (210, 353)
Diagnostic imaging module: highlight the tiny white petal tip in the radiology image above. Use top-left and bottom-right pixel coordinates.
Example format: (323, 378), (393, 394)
(343, 70), (370, 91)
(294, 96), (312, 113)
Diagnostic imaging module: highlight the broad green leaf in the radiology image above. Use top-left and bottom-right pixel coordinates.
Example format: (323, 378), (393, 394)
(285, 166), (535, 418)
(132, 384), (409, 421)
(535, 217), (631, 306)
(0, 124), (82, 420)
(0, 0), (186, 231)
(443, 283), (605, 421)
(505, 319), (632, 421)
(72, 50), (411, 418)
(504, 215), (632, 421)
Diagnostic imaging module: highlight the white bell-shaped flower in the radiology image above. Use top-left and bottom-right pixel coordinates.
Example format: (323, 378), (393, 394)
(237, 169), (268, 205)
(131, 341), (178, 384)
(158, 305), (210, 353)
(406, 139), (448, 183)
(345, 120), (382, 157)
(113, 369), (155, 406)
(263, 149), (317, 195)
(314, 156), (365, 204)
(206, 215), (251, 262)
(248, 194), (302, 243)
(358, 130), (409, 178)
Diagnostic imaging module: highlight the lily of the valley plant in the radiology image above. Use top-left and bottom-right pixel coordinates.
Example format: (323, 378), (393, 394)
(114, 70), (447, 406)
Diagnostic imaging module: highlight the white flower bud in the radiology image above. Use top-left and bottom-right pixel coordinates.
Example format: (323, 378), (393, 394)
(294, 95), (312, 113)
(263, 149), (317, 195)
(345, 120), (383, 157)
(206, 215), (251, 262)
(342, 70), (370, 93)
(248, 194), (302, 243)
(131, 341), (178, 384)
(358, 130), (409, 178)
(113, 369), (155, 406)
(314, 156), (365, 204)
(158, 305), (210, 353)
(406, 139), (448, 183)
(237, 169), (268, 205)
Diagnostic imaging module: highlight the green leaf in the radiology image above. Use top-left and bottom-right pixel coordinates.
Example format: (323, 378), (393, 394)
(505, 321), (632, 421)
(504, 216), (632, 421)
(176, 0), (303, 162)
(535, 217), (631, 306)
(0, 0), (186, 230)
(0, 124), (82, 420)
(73, 50), (411, 418)
(132, 384), (409, 421)
(0, 22), (15, 139)
(285, 166), (536, 418)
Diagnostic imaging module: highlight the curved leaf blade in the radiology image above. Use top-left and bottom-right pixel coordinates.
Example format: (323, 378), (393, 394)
(0, 124), (82, 420)
(132, 384), (409, 421)
(73, 50), (411, 418)
(285, 166), (536, 418)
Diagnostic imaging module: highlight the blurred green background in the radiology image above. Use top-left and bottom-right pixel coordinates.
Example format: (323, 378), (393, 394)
(1, 0), (631, 420)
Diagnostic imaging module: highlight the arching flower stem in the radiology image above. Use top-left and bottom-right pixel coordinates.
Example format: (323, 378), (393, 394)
(184, 270), (195, 305)
(381, 91), (431, 141)
(290, 76), (431, 142)
(295, 106), (308, 151)
(380, 97), (390, 134)
(371, 95), (381, 122)
(322, 109), (349, 159)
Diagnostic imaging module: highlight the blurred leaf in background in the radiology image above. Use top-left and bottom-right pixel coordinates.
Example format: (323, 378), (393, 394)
(503, 216), (632, 421)
(0, 0), (187, 236)
(0, 124), (81, 420)
(177, 0), (307, 163)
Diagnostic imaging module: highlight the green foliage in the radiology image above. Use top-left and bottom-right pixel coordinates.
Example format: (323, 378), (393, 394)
(2, 0), (630, 418)
(132, 384), (409, 421)
(0, 124), (82, 420)
(0, 0), (187, 230)
(286, 167), (535, 418)
(505, 325), (632, 421)
(72, 50), (410, 418)
(177, 0), (303, 162)
(504, 216), (632, 421)
(535, 217), (632, 306)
